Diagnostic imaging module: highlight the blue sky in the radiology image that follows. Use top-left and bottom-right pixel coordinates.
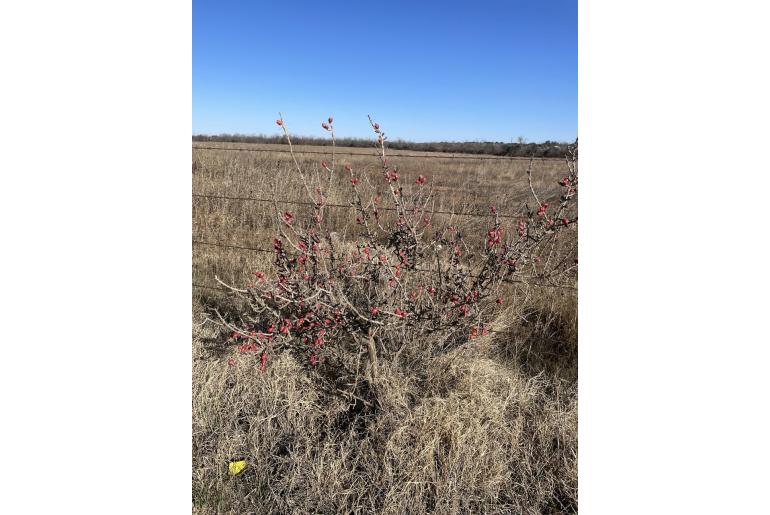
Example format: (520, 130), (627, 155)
(193, 0), (576, 143)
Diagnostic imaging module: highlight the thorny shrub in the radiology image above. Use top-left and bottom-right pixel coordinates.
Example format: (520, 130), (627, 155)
(212, 114), (577, 399)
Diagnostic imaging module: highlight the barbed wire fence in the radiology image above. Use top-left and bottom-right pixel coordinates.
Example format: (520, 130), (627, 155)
(192, 144), (578, 300)
(192, 145), (563, 162)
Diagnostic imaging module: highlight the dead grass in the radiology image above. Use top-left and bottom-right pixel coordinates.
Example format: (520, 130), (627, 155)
(192, 143), (577, 513)
(192, 143), (571, 288)
(193, 308), (576, 514)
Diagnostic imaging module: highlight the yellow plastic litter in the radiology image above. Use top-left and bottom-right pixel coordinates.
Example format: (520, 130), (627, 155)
(228, 460), (247, 476)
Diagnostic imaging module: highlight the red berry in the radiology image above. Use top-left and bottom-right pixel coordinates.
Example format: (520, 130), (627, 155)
(260, 352), (268, 371)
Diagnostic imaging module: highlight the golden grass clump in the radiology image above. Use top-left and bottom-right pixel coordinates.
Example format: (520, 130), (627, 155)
(193, 297), (577, 514)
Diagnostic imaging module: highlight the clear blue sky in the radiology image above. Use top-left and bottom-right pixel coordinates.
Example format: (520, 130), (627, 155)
(193, 0), (576, 143)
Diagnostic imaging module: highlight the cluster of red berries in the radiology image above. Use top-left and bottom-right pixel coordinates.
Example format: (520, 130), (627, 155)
(384, 170), (399, 183)
(469, 326), (490, 340)
(237, 341), (259, 353)
(517, 220), (527, 237)
(487, 227), (503, 247)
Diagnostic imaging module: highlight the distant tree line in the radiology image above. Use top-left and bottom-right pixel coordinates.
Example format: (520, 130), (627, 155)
(192, 133), (573, 158)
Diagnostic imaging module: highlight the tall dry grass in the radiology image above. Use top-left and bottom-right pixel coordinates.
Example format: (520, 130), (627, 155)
(192, 142), (577, 513)
(192, 142), (572, 288)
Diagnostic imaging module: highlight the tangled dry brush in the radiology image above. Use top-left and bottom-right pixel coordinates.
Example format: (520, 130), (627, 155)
(192, 115), (578, 514)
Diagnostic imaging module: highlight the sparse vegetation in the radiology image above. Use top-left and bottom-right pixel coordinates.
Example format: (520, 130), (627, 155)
(192, 115), (578, 513)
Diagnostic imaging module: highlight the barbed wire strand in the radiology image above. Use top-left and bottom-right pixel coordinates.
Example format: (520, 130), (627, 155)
(191, 282), (568, 336)
(193, 240), (273, 253)
(192, 145), (561, 162)
(193, 193), (531, 220)
(192, 241), (576, 291)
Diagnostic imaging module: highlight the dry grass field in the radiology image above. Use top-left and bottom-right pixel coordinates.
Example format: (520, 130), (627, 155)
(192, 141), (578, 513)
